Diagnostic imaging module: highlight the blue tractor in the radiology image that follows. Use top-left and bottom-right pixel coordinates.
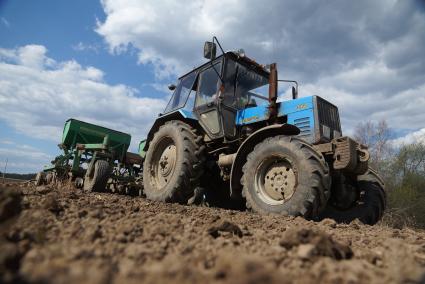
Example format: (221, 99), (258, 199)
(140, 38), (386, 225)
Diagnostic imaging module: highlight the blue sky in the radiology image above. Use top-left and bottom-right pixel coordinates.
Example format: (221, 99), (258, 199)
(0, 0), (425, 173)
(0, 0), (154, 87)
(0, 0), (167, 173)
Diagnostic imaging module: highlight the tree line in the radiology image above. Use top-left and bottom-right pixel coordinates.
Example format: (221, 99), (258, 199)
(355, 120), (425, 228)
(0, 172), (36, 181)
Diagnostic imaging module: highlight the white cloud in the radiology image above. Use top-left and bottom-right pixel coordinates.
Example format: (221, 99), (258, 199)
(0, 146), (50, 160)
(0, 44), (167, 151)
(302, 79), (425, 133)
(19, 45), (53, 69)
(0, 139), (13, 145)
(96, 0), (425, 135)
(0, 45), (55, 69)
(96, 0), (425, 81)
(0, 142), (51, 173)
(1, 17), (9, 28)
(72, 42), (101, 53)
(391, 128), (425, 147)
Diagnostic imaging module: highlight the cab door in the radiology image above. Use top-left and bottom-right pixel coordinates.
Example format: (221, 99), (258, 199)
(219, 58), (239, 139)
(193, 61), (224, 139)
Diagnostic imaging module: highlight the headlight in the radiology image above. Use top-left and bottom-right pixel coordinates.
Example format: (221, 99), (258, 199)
(322, 125), (330, 139)
(333, 130), (341, 138)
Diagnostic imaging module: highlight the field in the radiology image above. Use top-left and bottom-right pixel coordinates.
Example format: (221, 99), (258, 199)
(1, 182), (425, 284)
(0, 178), (31, 184)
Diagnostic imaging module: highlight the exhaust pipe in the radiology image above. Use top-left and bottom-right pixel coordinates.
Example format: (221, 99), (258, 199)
(268, 63), (278, 121)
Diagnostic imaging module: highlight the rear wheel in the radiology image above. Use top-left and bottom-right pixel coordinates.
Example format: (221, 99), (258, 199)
(83, 160), (111, 192)
(242, 136), (331, 218)
(143, 121), (205, 203)
(320, 168), (386, 225)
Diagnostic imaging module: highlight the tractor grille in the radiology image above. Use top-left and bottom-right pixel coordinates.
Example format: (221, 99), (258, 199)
(315, 97), (342, 142)
(294, 117), (311, 139)
(316, 97), (341, 132)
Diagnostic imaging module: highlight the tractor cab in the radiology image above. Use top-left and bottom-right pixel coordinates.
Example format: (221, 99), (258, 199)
(161, 38), (344, 147)
(163, 46), (272, 141)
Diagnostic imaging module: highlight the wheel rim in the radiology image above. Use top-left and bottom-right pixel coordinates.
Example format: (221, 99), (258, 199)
(254, 155), (297, 205)
(151, 137), (177, 189)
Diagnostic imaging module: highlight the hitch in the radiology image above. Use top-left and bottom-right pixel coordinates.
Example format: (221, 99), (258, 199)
(314, 136), (369, 175)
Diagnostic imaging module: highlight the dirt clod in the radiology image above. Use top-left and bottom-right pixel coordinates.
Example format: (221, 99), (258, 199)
(0, 188), (22, 222)
(208, 220), (243, 238)
(35, 186), (51, 194)
(42, 193), (63, 214)
(280, 227), (353, 260)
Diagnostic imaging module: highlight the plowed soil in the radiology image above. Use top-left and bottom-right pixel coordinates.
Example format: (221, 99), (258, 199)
(1, 183), (425, 284)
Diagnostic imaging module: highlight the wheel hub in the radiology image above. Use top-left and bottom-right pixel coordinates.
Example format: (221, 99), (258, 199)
(256, 159), (297, 205)
(155, 143), (176, 187)
(159, 145), (176, 177)
(264, 163), (296, 201)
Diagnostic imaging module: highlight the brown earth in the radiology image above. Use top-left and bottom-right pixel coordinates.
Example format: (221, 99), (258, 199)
(0, 183), (425, 284)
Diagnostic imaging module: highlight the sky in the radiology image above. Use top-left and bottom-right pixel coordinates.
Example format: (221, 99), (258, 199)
(0, 0), (424, 173)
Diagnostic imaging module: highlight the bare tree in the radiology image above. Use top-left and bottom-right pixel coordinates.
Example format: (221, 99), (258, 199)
(355, 121), (425, 229)
(394, 143), (425, 177)
(354, 119), (392, 168)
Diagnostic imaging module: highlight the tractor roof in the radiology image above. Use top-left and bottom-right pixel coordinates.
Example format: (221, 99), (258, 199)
(178, 51), (270, 80)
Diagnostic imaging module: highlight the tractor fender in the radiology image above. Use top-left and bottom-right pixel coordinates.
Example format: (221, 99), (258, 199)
(143, 110), (199, 152)
(230, 123), (300, 199)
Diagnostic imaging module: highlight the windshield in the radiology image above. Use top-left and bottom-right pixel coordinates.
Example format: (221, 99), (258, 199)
(164, 72), (197, 113)
(224, 59), (269, 109)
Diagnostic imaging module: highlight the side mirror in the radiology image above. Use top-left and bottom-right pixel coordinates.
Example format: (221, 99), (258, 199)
(204, 41), (217, 60)
(168, 84), (176, 91)
(292, 86), (298, 100)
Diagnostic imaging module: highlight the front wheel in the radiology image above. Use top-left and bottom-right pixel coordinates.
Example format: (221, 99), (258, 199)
(143, 121), (205, 204)
(242, 136), (331, 218)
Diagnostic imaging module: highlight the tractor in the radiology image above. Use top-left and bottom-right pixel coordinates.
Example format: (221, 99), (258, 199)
(139, 38), (386, 225)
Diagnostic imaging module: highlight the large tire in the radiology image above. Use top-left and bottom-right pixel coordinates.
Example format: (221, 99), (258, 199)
(242, 136), (331, 218)
(143, 120), (205, 203)
(83, 160), (111, 192)
(320, 168), (386, 225)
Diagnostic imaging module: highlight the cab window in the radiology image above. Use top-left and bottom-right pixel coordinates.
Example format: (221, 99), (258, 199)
(164, 72), (197, 113)
(234, 63), (269, 109)
(195, 62), (222, 107)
